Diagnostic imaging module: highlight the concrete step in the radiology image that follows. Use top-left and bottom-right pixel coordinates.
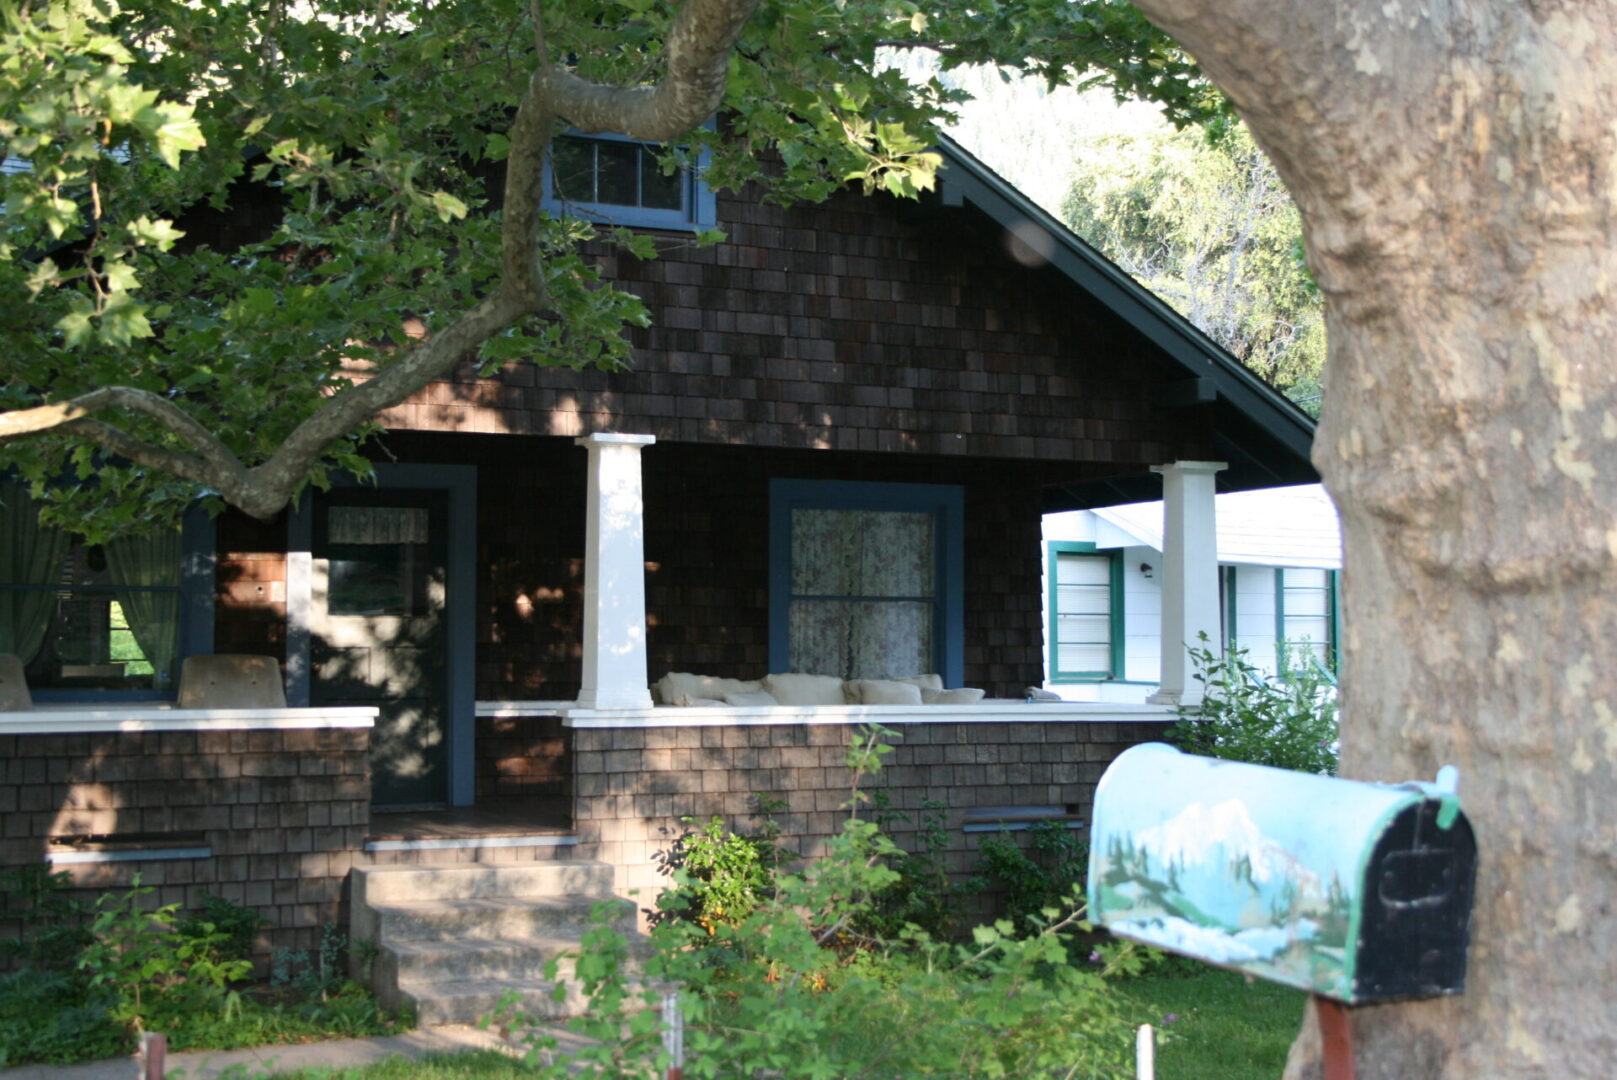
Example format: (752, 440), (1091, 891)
(364, 894), (635, 943)
(352, 861), (616, 904)
(397, 975), (651, 1027)
(377, 929), (646, 985)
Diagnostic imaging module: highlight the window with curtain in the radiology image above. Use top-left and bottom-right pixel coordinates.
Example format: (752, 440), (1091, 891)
(1048, 542), (1121, 682)
(769, 480), (963, 684)
(0, 479), (184, 691)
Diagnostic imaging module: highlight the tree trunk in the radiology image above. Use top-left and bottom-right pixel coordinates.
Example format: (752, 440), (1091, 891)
(1124, 3), (1617, 1076)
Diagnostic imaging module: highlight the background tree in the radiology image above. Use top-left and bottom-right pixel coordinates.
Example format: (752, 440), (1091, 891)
(1061, 120), (1325, 412)
(1120, 2), (1617, 1077)
(0, 0), (1215, 539)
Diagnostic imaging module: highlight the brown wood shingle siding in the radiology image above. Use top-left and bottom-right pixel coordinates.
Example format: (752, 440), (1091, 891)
(376, 184), (1206, 470)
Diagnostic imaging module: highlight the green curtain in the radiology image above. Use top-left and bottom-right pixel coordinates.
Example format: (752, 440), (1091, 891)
(0, 479), (68, 664)
(105, 528), (182, 688)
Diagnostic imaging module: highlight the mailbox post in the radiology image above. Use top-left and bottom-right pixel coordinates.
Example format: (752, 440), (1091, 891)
(1088, 744), (1477, 1078)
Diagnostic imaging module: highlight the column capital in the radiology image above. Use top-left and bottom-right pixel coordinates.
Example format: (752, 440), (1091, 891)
(576, 432), (656, 449)
(1150, 460), (1228, 477)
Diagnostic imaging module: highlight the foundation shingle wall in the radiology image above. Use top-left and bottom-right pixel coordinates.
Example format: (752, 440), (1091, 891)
(569, 719), (1169, 910)
(0, 728), (369, 963)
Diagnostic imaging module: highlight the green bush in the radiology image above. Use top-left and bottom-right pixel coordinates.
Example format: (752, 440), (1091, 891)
(76, 882), (254, 1036)
(651, 804), (782, 933)
(0, 864), (92, 971)
(177, 891), (267, 963)
(0, 874), (403, 1066)
(1169, 635), (1339, 775)
(973, 821), (1091, 934)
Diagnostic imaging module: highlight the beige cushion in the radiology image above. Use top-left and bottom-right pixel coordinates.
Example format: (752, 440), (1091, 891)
(656, 672), (763, 706)
(0, 654), (32, 711)
(891, 673), (944, 691)
(923, 687), (986, 705)
(177, 654), (286, 709)
(844, 679), (924, 705)
(762, 672), (848, 705)
(723, 690), (780, 707)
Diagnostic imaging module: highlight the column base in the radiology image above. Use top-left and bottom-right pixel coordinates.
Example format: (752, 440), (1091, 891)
(575, 688), (655, 710)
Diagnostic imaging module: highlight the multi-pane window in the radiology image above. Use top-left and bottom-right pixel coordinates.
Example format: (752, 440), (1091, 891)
(1048, 543), (1121, 681)
(769, 480), (963, 684)
(1278, 567), (1334, 671)
(544, 133), (715, 230)
(0, 479), (193, 694)
(1223, 565), (1337, 677)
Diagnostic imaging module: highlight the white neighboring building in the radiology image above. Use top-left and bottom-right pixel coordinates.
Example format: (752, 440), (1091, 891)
(1042, 484), (1342, 703)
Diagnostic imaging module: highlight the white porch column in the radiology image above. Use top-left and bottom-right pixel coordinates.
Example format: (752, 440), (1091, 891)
(1146, 460), (1227, 707)
(575, 433), (656, 709)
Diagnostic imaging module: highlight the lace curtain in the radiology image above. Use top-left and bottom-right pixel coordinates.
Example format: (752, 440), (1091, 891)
(788, 509), (934, 679)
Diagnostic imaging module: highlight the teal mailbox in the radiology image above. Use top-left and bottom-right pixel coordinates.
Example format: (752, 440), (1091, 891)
(1088, 743), (1476, 1004)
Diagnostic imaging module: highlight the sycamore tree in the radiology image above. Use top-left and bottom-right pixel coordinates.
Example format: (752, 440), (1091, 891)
(0, 0), (1210, 539)
(1121, 2), (1617, 1077)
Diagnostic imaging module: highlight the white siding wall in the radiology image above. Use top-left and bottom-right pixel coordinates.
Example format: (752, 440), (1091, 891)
(1231, 566), (1279, 673)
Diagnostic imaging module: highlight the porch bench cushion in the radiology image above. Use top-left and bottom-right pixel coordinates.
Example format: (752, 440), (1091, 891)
(844, 678), (924, 705)
(655, 671), (764, 706)
(763, 672), (848, 705)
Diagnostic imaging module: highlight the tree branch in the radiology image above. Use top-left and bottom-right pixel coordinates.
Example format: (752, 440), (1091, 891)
(0, 386), (250, 485)
(535, 0), (760, 140)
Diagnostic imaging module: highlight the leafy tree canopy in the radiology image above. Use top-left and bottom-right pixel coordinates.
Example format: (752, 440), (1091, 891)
(0, 0), (1223, 539)
(1062, 119), (1324, 412)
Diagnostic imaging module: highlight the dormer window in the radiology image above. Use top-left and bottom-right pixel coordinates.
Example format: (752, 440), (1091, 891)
(542, 131), (716, 231)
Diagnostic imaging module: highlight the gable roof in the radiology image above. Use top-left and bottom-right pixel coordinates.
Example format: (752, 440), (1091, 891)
(932, 136), (1319, 510)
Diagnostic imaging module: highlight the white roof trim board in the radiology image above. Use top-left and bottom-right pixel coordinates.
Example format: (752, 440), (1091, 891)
(1091, 484), (1341, 570)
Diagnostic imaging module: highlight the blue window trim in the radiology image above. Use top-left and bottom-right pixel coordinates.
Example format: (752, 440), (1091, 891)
(1046, 541), (1123, 683)
(541, 129), (717, 232)
(768, 479), (964, 687)
(26, 506), (215, 703)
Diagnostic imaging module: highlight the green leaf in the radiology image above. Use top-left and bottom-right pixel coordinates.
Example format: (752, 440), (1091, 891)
(429, 190), (467, 222)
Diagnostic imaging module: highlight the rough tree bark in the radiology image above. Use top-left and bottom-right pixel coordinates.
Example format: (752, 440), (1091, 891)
(1125, 2), (1617, 1077)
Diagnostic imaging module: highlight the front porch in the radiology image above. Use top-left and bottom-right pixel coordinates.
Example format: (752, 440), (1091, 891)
(0, 695), (1174, 957)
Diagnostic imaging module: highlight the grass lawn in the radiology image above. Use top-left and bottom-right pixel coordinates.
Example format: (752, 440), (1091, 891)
(1119, 966), (1307, 1080)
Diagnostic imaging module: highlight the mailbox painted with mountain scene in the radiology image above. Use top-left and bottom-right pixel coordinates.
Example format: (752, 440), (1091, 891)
(1088, 743), (1476, 1004)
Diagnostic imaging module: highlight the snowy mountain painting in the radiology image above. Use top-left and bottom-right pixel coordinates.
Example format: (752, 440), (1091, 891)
(1088, 743), (1423, 1000)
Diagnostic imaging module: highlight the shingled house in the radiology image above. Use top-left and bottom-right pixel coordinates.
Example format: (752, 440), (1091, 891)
(1, 136), (1317, 991)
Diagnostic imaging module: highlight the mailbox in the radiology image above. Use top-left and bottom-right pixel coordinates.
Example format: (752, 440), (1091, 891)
(1088, 743), (1476, 1005)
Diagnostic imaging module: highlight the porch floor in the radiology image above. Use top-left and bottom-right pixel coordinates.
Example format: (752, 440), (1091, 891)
(367, 796), (571, 841)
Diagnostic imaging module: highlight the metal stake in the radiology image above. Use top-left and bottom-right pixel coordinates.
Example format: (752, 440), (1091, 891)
(138, 1032), (167, 1080)
(661, 989), (685, 1080)
(1315, 996), (1356, 1080)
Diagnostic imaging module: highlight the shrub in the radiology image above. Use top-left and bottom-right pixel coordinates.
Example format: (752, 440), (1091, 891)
(0, 864), (92, 971)
(650, 803), (783, 933)
(1169, 635), (1339, 775)
(177, 892), (267, 964)
(76, 882), (254, 1036)
(973, 821), (1091, 934)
